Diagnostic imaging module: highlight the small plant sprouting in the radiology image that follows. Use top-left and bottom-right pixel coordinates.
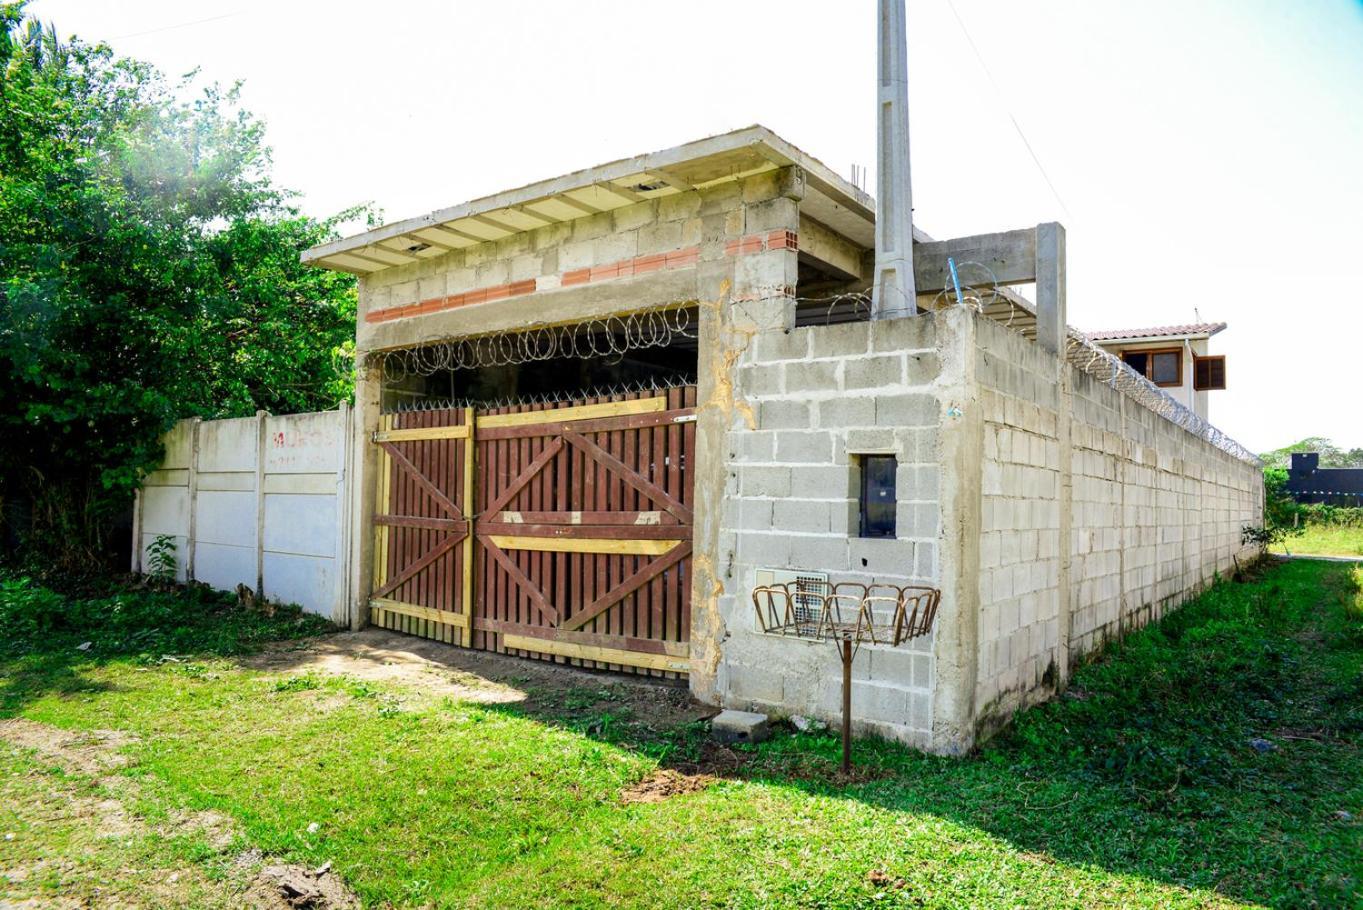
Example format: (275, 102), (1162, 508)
(146, 534), (178, 582)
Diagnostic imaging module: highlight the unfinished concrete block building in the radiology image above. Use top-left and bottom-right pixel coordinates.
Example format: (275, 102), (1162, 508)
(303, 126), (1263, 754)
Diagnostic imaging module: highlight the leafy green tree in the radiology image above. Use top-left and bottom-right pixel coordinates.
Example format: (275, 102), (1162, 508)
(0, 4), (359, 574)
(1260, 437), (1363, 470)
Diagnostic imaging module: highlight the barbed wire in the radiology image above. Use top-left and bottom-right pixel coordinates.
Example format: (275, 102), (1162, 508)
(392, 375), (697, 413)
(1062, 331), (1259, 465)
(367, 274), (1258, 466)
(369, 302), (700, 382)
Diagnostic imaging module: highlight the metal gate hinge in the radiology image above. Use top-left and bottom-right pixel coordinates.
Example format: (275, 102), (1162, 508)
(672, 414), (697, 424)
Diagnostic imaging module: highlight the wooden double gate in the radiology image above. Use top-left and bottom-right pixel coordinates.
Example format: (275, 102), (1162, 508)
(370, 386), (696, 676)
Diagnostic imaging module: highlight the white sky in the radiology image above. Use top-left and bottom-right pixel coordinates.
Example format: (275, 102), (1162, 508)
(29, 0), (1363, 453)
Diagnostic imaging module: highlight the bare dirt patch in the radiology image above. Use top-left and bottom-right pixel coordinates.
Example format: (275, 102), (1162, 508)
(244, 629), (712, 729)
(243, 630), (527, 704)
(244, 862), (361, 910)
(621, 768), (715, 804)
(0, 718), (137, 775)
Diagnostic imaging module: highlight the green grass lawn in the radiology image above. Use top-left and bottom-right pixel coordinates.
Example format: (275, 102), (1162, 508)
(1, 562), (1360, 908)
(1273, 523), (1363, 558)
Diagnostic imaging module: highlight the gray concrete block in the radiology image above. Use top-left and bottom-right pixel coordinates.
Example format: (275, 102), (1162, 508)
(816, 397), (876, 428)
(870, 313), (936, 352)
(658, 191), (702, 222)
(759, 399), (811, 430)
(790, 465), (853, 499)
(843, 355), (905, 391)
(737, 363), (783, 397)
(877, 393), (937, 428)
(905, 352), (941, 384)
(783, 361), (839, 393)
(773, 499), (831, 533)
(739, 466), (791, 498)
(756, 330), (810, 362)
(788, 534), (849, 571)
(809, 322), (873, 359)
(711, 709), (771, 744)
(775, 431), (834, 464)
(739, 532), (793, 567)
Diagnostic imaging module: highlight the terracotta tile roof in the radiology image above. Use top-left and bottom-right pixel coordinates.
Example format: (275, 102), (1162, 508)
(1084, 322), (1227, 342)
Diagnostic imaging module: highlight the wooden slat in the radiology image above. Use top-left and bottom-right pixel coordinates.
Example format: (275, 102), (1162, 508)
(488, 535), (681, 556)
(476, 406), (695, 441)
(496, 509), (674, 526)
(476, 395), (666, 429)
(479, 522), (688, 540)
(501, 634), (690, 674)
(374, 515), (468, 531)
(373, 424), (470, 443)
(476, 618), (690, 657)
(372, 598), (469, 628)
(460, 406), (474, 647)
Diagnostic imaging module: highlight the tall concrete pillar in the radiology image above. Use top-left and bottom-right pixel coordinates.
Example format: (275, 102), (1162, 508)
(930, 307), (982, 753)
(347, 361), (383, 630)
(689, 169), (802, 705)
(872, 0), (918, 320)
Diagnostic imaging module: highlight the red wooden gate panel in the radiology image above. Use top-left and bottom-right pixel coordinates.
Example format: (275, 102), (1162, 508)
(473, 386), (695, 676)
(370, 407), (474, 645)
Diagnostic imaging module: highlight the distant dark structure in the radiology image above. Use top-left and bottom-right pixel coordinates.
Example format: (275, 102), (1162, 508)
(1286, 453), (1363, 505)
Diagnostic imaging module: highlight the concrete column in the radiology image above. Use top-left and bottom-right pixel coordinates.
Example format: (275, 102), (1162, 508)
(185, 417), (202, 583)
(347, 362), (383, 630)
(254, 410), (268, 598)
(930, 307), (982, 754)
(1036, 221), (1072, 687)
(1054, 368), (1074, 689)
(873, 0), (918, 319)
(1034, 222), (1067, 355)
(689, 173), (800, 705)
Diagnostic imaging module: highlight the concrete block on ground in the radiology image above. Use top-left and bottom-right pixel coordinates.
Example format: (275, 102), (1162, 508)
(711, 709), (770, 744)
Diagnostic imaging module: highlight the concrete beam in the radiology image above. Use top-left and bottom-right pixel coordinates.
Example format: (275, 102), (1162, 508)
(798, 215), (867, 281)
(912, 227), (1038, 294)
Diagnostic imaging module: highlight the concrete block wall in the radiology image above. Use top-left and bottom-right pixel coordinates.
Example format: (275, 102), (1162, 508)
(971, 314), (1261, 733)
(712, 312), (946, 748)
(355, 169), (801, 355)
(1068, 369), (1260, 655)
(133, 407), (353, 621)
(974, 318), (1065, 720)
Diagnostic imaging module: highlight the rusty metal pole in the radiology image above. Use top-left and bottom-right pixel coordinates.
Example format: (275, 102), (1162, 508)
(840, 636), (853, 775)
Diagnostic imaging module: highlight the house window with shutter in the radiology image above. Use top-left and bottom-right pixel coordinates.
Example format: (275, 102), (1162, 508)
(1194, 355), (1226, 390)
(1121, 348), (1183, 388)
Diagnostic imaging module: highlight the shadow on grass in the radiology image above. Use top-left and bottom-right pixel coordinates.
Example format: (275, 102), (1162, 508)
(0, 650), (123, 714)
(481, 558), (1363, 909)
(0, 578), (334, 717)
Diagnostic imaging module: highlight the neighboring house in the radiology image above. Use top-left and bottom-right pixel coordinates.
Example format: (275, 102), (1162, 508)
(1084, 323), (1227, 421)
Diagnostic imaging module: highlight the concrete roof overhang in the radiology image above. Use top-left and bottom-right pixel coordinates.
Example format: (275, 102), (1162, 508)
(302, 125), (877, 275)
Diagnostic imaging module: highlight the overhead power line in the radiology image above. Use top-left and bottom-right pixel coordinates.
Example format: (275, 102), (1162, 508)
(942, 0), (1074, 222)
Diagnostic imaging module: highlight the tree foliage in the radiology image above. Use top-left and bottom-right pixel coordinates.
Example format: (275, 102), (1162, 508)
(1259, 437), (1363, 471)
(0, 4), (359, 573)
